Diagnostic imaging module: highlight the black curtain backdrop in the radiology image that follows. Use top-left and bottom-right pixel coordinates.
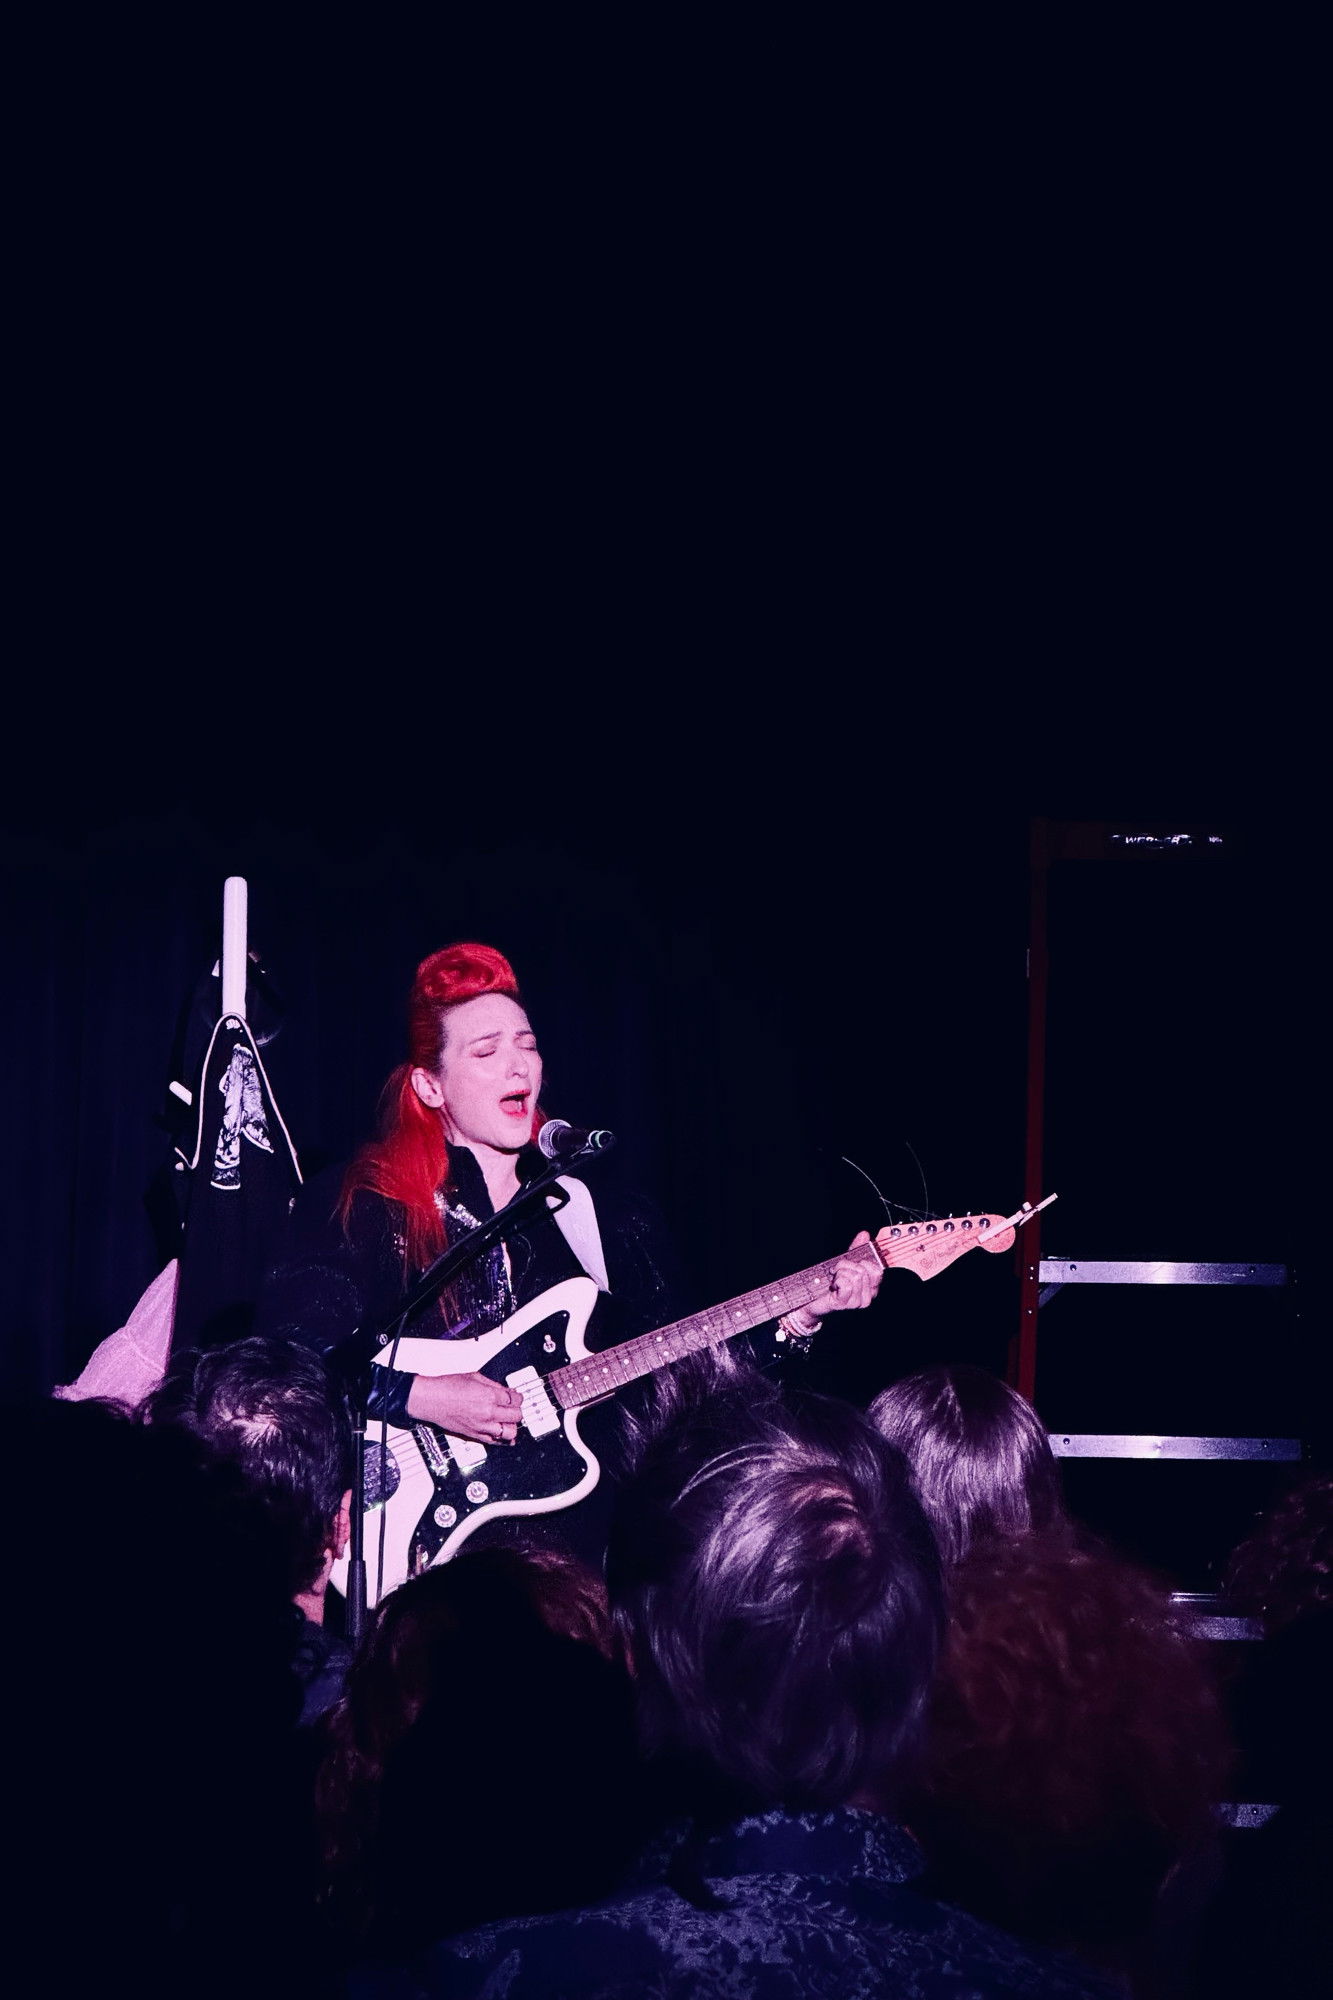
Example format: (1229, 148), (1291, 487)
(2, 791), (1039, 1403)
(4, 771), (1320, 1479)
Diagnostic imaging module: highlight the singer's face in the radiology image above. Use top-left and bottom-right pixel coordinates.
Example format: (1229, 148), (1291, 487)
(414, 992), (542, 1156)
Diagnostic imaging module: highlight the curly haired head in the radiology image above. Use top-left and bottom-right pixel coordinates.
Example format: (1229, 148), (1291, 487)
(909, 1531), (1232, 1956)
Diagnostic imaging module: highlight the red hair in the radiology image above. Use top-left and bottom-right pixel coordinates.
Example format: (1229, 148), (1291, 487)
(339, 943), (536, 1270)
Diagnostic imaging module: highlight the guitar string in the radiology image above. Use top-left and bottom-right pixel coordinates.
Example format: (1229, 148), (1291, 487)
(840, 1150), (931, 1226)
(377, 1221), (1006, 1434)
(379, 1213), (1008, 1414)
(370, 1220), (1012, 1551)
(551, 1220), (1007, 1404)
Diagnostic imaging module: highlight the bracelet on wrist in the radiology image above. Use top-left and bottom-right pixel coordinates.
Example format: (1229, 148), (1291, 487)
(776, 1310), (821, 1344)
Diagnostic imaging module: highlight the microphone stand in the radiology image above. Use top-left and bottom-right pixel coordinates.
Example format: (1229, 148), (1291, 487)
(329, 1143), (608, 1643)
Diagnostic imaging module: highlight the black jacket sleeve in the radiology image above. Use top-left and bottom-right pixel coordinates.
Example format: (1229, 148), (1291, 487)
(253, 1167), (417, 1424)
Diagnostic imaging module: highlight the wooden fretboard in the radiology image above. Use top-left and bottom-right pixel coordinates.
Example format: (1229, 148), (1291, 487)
(549, 1241), (881, 1410)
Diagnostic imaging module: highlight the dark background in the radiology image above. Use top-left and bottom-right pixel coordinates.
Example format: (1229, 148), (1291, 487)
(4, 26), (1323, 1586)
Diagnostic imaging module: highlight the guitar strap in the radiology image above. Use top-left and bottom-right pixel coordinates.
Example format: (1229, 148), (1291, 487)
(553, 1174), (610, 1294)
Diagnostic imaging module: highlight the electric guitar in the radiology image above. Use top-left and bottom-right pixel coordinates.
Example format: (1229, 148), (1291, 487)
(334, 1200), (1052, 1606)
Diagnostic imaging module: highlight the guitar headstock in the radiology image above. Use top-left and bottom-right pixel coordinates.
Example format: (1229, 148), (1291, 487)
(871, 1213), (1017, 1282)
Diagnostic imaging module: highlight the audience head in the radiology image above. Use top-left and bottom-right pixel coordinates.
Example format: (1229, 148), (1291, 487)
(145, 1335), (352, 1601)
(910, 1529), (1231, 1959)
(317, 1541), (634, 1949)
(14, 1394), (304, 1994)
(867, 1363), (1066, 1567)
(607, 1392), (944, 1815)
(327, 1540), (616, 1769)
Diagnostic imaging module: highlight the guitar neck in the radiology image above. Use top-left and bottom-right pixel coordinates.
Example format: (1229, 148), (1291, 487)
(549, 1254), (851, 1410)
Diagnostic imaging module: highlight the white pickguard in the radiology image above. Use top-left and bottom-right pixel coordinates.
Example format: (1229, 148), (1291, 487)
(331, 1275), (601, 1607)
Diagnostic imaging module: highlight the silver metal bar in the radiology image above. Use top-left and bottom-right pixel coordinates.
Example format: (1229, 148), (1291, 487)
(1037, 1260), (1287, 1286)
(1170, 1594), (1264, 1643)
(1049, 1435), (1301, 1461)
(1215, 1804), (1280, 1829)
(1175, 1613), (1265, 1640)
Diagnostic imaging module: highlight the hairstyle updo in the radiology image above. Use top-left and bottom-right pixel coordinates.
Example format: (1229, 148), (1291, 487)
(339, 943), (535, 1268)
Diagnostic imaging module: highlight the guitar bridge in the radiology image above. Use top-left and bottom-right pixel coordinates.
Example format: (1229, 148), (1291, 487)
(414, 1422), (486, 1476)
(413, 1424), (452, 1475)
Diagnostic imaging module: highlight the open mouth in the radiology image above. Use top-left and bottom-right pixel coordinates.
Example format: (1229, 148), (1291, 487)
(500, 1091), (529, 1117)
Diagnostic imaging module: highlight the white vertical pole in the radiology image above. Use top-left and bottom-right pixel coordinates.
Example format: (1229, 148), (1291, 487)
(221, 877), (248, 1020)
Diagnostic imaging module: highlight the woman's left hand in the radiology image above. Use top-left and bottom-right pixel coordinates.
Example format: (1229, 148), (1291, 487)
(784, 1230), (882, 1337)
(823, 1229), (883, 1312)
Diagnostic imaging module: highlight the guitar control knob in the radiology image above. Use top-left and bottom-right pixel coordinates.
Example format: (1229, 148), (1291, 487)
(433, 1504), (457, 1529)
(465, 1481), (489, 1505)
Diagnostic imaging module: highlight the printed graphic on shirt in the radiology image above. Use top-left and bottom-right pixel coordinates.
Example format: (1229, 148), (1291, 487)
(211, 1044), (276, 1190)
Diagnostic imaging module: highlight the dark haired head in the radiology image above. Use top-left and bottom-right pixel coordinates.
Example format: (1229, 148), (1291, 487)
(146, 1336), (351, 1597)
(316, 1544), (635, 1948)
(607, 1393), (943, 1814)
(12, 1396), (303, 1992)
(867, 1363), (1065, 1567)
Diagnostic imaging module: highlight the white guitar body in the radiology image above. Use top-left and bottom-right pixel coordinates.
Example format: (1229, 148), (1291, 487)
(331, 1276), (602, 1607)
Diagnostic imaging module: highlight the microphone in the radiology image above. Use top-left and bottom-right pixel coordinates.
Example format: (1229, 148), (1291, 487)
(536, 1119), (617, 1161)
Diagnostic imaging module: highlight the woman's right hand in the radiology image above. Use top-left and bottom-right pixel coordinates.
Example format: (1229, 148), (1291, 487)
(405, 1370), (524, 1444)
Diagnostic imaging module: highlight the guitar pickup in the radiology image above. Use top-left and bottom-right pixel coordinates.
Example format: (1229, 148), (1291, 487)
(446, 1432), (488, 1474)
(505, 1365), (560, 1438)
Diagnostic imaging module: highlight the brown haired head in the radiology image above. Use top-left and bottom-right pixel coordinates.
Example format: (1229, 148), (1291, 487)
(867, 1363), (1066, 1568)
(315, 1545), (626, 1948)
(910, 1531), (1232, 1959)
